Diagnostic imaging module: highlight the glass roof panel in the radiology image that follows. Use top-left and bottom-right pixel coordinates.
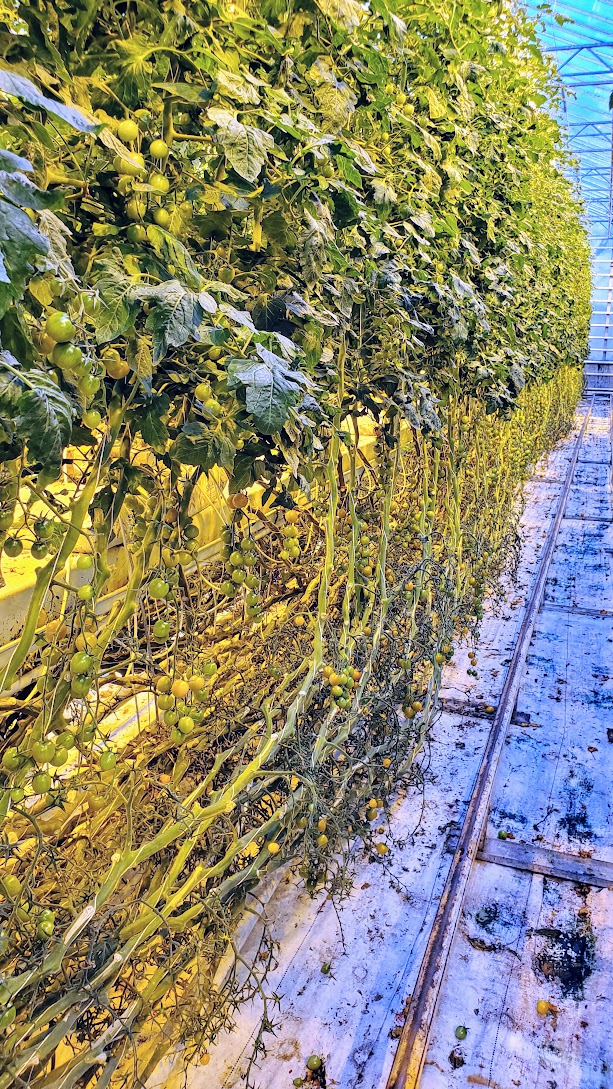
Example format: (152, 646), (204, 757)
(525, 1), (613, 243)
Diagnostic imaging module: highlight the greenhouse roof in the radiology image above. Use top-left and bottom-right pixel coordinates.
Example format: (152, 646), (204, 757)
(526, 0), (613, 244)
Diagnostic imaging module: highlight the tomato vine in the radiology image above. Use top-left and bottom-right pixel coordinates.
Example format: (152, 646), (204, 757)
(0, 0), (590, 1083)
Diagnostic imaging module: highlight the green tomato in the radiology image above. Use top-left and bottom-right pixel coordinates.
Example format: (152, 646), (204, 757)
(56, 730), (75, 750)
(37, 919), (55, 939)
(2, 747), (21, 772)
(34, 518), (55, 540)
(149, 139), (169, 159)
(202, 661), (217, 677)
(51, 342), (83, 370)
(245, 573), (259, 589)
(117, 118), (139, 143)
(177, 715), (195, 734)
(153, 619), (171, 641)
(50, 746), (68, 767)
(152, 206), (170, 228)
(150, 172), (170, 194)
(78, 375), (101, 398)
(126, 224), (147, 243)
(99, 751), (117, 772)
(126, 198), (146, 221)
(221, 580), (236, 597)
(70, 675), (91, 697)
(32, 740), (56, 763)
(113, 153), (145, 177)
(0, 508), (15, 533)
(203, 398), (221, 416)
(164, 710), (178, 726)
(31, 541), (49, 560)
(10, 787), (24, 802)
(306, 1056), (322, 1072)
(1, 874), (21, 899)
(194, 382), (211, 401)
(80, 293), (100, 317)
(55, 731), (75, 749)
(45, 312), (76, 343)
(32, 771), (52, 794)
(77, 585), (94, 602)
(83, 409), (102, 429)
(149, 577), (170, 599)
(183, 523), (199, 540)
(76, 554), (93, 570)
(70, 651), (93, 675)
(157, 694), (175, 711)
(3, 537), (22, 558)
(117, 175), (133, 195)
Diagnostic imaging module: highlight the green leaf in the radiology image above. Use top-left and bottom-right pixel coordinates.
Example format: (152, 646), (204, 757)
(145, 225), (202, 291)
(16, 370), (75, 467)
(0, 197), (49, 318)
(0, 69), (98, 132)
(0, 170), (63, 211)
(0, 350), (25, 415)
(0, 148), (33, 173)
(130, 337), (153, 379)
(230, 451), (261, 493)
(227, 345), (312, 434)
(153, 82), (209, 104)
(372, 178), (397, 203)
(93, 252), (139, 343)
(315, 0), (363, 30)
(37, 211), (77, 285)
(216, 71), (260, 105)
(139, 399), (169, 452)
(207, 107), (274, 184)
(315, 82), (357, 128)
(135, 280), (215, 363)
(170, 422), (235, 470)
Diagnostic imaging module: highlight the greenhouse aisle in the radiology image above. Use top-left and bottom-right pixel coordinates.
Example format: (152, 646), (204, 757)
(153, 397), (613, 1089)
(420, 393), (613, 1088)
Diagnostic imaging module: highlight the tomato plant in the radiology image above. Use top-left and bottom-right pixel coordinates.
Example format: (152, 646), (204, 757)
(0, 0), (590, 1085)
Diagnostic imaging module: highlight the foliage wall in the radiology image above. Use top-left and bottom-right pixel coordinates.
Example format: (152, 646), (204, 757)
(0, 0), (591, 1083)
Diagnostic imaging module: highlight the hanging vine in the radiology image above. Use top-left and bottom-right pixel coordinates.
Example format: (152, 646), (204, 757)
(0, 0), (590, 1083)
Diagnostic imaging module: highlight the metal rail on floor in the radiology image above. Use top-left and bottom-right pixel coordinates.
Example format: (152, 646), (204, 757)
(386, 395), (598, 1089)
